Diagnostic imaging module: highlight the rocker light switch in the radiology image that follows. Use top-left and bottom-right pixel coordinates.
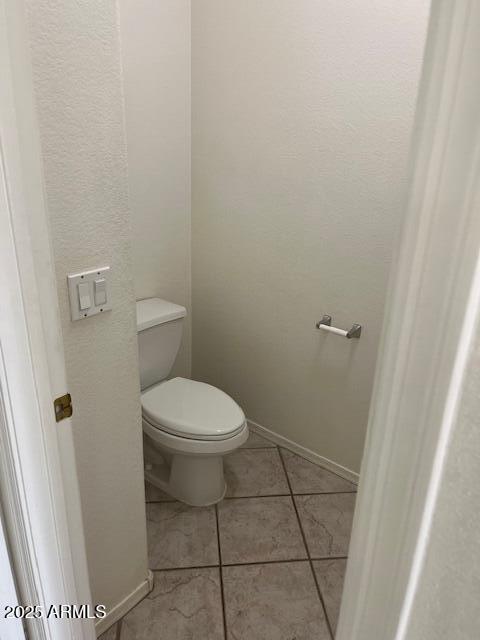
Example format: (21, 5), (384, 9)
(94, 278), (107, 305)
(67, 266), (111, 321)
(78, 282), (91, 310)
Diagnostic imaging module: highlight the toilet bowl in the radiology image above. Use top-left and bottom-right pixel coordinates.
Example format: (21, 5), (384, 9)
(136, 298), (248, 506)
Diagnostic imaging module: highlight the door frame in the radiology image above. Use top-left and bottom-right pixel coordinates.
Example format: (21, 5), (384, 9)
(0, 496), (24, 640)
(0, 1), (94, 639)
(337, 1), (480, 637)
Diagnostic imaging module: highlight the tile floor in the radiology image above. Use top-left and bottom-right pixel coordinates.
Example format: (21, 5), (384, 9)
(101, 430), (357, 640)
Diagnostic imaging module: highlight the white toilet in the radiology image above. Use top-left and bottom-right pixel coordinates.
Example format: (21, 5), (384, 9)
(136, 297), (248, 506)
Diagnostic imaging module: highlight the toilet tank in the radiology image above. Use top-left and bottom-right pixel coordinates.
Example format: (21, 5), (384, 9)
(136, 298), (187, 390)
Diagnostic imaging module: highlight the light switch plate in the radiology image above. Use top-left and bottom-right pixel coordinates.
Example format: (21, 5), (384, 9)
(67, 266), (111, 321)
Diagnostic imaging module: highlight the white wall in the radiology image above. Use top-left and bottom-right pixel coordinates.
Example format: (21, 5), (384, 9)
(119, 0), (191, 378)
(192, 0), (429, 474)
(26, 0), (148, 613)
(406, 325), (480, 639)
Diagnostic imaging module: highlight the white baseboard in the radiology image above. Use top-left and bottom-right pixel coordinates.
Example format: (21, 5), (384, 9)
(248, 419), (359, 485)
(95, 570), (154, 637)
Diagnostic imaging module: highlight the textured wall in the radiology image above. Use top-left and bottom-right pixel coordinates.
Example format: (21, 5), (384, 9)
(118, 0), (191, 378)
(406, 325), (480, 639)
(192, 0), (429, 473)
(26, 0), (148, 612)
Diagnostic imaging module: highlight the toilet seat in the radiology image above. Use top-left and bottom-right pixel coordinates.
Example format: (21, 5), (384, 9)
(141, 377), (246, 441)
(143, 414), (248, 457)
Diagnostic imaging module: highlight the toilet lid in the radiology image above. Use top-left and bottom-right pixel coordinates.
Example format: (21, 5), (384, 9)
(141, 377), (246, 441)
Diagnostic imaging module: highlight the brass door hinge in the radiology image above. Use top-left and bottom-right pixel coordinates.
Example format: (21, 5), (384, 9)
(54, 393), (72, 422)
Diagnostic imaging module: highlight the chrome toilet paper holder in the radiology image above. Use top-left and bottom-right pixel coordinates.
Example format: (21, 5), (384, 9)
(316, 315), (362, 339)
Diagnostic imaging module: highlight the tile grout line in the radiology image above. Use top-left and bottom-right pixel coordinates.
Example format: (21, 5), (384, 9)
(248, 427), (358, 486)
(277, 446), (358, 486)
(152, 564), (220, 572)
(241, 445), (277, 450)
(215, 503), (228, 640)
(145, 490), (356, 504)
(150, 555), (349, 573)
(144, 437), (350, 637)
(278, 447), (335, 640)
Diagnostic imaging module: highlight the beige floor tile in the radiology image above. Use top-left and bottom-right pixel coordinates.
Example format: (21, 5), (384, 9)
(241, 430), (277, 448)
(281, 448), (357, 494)
(99, 623), (117, 640)
(313, 558), (348, 633)
(121, 568), (223, 640)
(224, 448), (289, 497)
(146, 502), (218, 569)
(295, 493), (356, 558)
(144, 481), (175, 503)
(223, 561), (330, 640)
(218, 496), (306, 564)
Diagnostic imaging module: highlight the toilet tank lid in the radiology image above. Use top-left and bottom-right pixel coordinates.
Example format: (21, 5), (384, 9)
(136, 298), (186, 332)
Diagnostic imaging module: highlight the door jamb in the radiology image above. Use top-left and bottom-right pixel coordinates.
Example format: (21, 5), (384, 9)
(337, 1), (480, 637)
(0, 1), (95, 639)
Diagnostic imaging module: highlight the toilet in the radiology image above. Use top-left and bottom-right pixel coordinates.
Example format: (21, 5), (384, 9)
(136, 297), (248, 506)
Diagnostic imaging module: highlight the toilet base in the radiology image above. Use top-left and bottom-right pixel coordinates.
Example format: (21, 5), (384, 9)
(142, 419), (248, 507)
(145, 455), (227, 507)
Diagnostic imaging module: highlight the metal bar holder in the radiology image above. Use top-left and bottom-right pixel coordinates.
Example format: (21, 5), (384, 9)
(316, 315), (362, 339)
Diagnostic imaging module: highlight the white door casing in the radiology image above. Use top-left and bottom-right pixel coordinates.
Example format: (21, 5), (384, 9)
(0, 461), (25, 640)
(337, 1), (480, 638)
(0, 1), (95, 639)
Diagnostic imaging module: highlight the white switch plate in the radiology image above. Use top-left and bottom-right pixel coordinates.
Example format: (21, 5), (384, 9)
(67, 266), (111, 321)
